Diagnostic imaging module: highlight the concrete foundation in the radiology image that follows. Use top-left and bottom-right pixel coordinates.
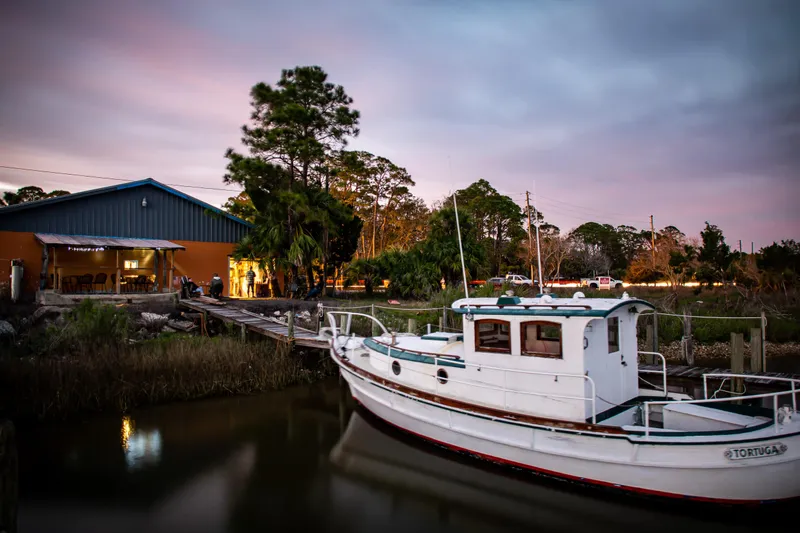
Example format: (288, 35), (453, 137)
(36, 290), (178, 306)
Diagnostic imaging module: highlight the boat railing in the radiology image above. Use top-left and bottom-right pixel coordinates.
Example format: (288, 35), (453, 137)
(637, 351), (668, 397)
(641, 374), (800, 438)
(326, 311), (599, 423)
(326, 311), (390, 338)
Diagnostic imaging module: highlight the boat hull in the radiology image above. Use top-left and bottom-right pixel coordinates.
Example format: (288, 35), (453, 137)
(339, 365), (800, 504)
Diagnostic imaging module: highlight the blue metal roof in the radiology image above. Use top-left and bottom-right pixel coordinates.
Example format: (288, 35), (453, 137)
(0, 178), (253, 243)
(0, 178), (252, 228)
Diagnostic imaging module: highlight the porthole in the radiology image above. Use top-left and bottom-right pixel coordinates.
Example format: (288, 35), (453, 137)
(392, 361), (401, 375)
(436, 368), (449, 384)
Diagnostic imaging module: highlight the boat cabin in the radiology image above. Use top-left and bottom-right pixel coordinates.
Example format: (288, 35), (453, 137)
(451, 292), (654, 421)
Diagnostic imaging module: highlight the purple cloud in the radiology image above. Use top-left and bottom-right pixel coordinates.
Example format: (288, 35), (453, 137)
(1, 0), (798, 248)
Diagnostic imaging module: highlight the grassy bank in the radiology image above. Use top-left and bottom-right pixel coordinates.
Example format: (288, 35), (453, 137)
(0, 300), (334, 421)
(0, 336), (333, 421)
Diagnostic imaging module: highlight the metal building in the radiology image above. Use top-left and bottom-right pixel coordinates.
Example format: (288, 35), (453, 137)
(0, 178), (253, 298)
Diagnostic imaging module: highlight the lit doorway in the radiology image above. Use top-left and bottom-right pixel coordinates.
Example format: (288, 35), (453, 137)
(228, 259), (270, 298)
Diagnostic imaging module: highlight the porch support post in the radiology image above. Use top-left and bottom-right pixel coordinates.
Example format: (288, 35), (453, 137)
(153, 249), (159, 292)
(169, 250), (175, 293)
(162, 250), (167, 293)
(40, 244), (50, 291)
(116, 250), (121, 294)
(52, 247), (57, 291)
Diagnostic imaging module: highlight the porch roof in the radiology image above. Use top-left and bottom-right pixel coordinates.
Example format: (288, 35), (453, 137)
(34, 233), (186, 250)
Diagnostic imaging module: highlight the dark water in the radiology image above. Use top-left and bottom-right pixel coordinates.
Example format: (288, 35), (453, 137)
(18, 378), (787, 533)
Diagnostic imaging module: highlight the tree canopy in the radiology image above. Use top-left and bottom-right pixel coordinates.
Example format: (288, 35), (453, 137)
(218, 66), (794, 297)
(2, 186), (70, 206)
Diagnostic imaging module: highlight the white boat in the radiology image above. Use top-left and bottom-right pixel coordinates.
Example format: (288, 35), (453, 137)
(329, 410), (779, 531)
(324, 292), (800, 504)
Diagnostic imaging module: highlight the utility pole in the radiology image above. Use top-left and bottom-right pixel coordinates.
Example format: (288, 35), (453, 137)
(650, 215), (656, 267)
(525, 191), (535, 281)
(751, 242), (754, 255)
(738, 240), (742, 254)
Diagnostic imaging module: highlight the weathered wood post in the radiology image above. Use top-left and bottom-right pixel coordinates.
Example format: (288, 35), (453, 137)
(750, 328), (763, 373)
(683, 310), (694, 366)
(645, 325), (655, 364)
(438, 316), (444, 332)
(240, 324), (247, 343)
(153, 249), (159, 292)
(0, 420), (18, 533)
(761, 311), (767, 372)
(731, 333), (745, 397)
(115, 249), (121, 294)
(371, 304), (379, 337)
(169, 250), (175, 293)
(442, 305), (447, 330)
(408, 318), (417, 334)
(652, 311), (659, 353)
(287, 310), (295, 341)
(51, 247), (57, 291)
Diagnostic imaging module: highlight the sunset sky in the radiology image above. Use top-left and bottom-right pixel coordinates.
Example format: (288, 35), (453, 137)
(1, 0), (798, 248)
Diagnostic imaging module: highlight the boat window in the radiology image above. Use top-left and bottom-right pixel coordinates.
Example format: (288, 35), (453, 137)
(475, 320), (511, 353)
(521, 321), (562, 358)
(608, 317), (619, 353)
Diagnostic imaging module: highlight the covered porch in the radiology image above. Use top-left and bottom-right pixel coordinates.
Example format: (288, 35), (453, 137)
(36, 233), (185, 295)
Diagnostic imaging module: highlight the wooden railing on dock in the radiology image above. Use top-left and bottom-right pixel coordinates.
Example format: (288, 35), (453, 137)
(180, 298), (329, 350)
(639, 363), (799, 386)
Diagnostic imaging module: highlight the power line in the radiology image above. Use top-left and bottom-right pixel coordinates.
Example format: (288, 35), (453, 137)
(505, 189), (649, 225)
(534, 197), (650, 226)
(0, 165), (244, 193)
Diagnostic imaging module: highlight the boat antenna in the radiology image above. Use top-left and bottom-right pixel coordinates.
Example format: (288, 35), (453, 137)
(533, 180), (544, 289)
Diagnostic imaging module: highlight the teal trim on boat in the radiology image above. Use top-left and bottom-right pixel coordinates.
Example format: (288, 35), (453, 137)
(364, 338), (466, 368)
(451, 299), (655, 318)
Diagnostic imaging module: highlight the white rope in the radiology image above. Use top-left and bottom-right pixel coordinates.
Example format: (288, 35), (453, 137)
(319, 304), (374, 311)
(374, 305), (445, 312)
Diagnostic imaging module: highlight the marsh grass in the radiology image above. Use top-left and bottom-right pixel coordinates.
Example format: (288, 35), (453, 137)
(0, 335), (329, 421)
(0, 300), (334, 421)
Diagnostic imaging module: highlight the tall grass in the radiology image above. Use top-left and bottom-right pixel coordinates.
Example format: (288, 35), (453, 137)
(0, 336), (330, 421)
(0, 300), (334, 420)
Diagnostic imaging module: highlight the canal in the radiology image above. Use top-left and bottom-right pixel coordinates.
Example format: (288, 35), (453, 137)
(18, 378), (787, 533)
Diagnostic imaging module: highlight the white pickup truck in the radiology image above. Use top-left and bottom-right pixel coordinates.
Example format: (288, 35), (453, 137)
(580, 276), (624, 290)
(487, 274), (535, 287)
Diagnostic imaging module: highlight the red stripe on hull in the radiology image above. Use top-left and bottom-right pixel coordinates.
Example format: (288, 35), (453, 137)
(352, 397), (789, 506)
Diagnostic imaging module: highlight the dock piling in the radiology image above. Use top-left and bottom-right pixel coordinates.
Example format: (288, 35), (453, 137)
(731, 333), (745, 395)
(750, 328), (763, 373)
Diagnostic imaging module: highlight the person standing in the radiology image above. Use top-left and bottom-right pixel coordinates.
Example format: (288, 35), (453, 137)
(245, 267), (256, 298)
(209, 273), (223, 299)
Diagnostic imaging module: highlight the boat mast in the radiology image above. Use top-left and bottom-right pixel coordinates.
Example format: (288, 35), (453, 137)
(534, 181), (544, 289)
(453, 191), (471, 314)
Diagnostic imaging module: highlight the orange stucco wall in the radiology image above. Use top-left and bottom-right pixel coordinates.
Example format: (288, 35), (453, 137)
(1, 231), (43, 295)
(0, 231), (252, 298)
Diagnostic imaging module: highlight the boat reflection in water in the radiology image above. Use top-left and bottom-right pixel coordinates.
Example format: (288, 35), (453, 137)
(329, 408), (784, 533)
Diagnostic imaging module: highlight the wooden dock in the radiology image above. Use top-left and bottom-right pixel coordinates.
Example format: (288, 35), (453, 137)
(180, 298), (329, 349)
